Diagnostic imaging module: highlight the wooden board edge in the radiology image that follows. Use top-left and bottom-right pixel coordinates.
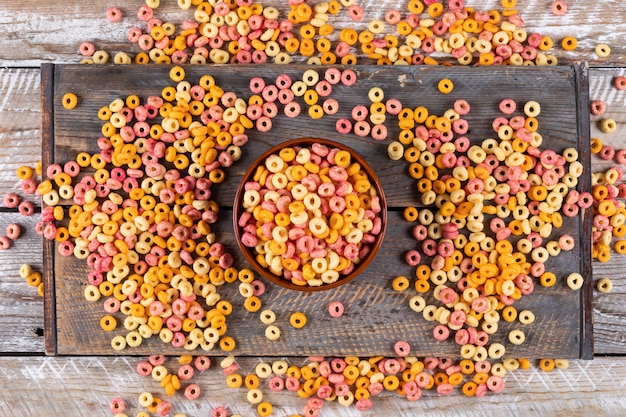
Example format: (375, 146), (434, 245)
(41, 63), (57, 356)
(575, 62), (594, 360)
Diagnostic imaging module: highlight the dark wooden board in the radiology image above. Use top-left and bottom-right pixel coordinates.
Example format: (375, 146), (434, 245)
(43, 63), (591, 358)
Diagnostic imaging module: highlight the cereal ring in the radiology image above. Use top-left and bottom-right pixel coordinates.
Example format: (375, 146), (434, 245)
(106, 7), (123, 22)
(597, 277), (613, 293)
(289, 312), (307, 328)
(596, 43), (611, 58)
(328, 301), (344, 318)
(437, 78), (454, 94)
(62, 93), (78, 110)
(590, 100), (606, 116)
(614, 76), (626, 90)
(6, 223), (21, 240)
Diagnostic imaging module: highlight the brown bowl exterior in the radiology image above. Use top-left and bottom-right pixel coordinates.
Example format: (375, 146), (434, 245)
(232, 138), (388, 292)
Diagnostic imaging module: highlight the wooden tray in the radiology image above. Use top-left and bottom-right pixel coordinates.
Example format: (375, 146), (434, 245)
(41, 63), (592, 358)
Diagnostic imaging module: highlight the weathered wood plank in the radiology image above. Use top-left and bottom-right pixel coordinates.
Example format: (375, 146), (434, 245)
(1, 355), (626, 417)
(0, 214), (44, 353)
(586, 67), (626, 355)
(45, 64), (590, 358)
(0, 68), (42, 203)
(1, 0), (626, 66)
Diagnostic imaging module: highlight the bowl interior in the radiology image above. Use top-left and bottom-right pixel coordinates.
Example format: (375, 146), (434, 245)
(233, 138), (387, 291)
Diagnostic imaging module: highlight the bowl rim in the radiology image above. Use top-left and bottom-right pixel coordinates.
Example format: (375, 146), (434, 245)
(232, 137), (388, 292)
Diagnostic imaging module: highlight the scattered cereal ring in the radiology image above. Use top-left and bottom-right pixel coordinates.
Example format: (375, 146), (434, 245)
(328, 301), (344, 318)
(437, 78), (454, 94)
(597, 277), (613, 293)
(62, 93), (78, 110)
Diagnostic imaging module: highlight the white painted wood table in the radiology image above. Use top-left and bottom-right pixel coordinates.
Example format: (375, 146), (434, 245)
(2, 1), (626, 416)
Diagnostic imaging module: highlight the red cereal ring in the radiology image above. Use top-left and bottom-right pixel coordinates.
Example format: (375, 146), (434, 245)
(614, 76), (626, 91)
(600, 145), (615, 161)
(328, 301), (344, 318)
(590, 99), (606, 115)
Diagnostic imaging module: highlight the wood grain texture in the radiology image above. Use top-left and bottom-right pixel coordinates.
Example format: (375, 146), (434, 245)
(3, 0), (626, 413)
(1, 0), (626, 66)
(0, 214), (44, 353)
(1, 355), (626, 417)
(587, 67), (626, 355)
(44, 64), (591, 358)
(0, 68), (42, 203)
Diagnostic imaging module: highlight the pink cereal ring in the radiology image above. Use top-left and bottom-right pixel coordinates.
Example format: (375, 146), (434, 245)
(0, 236), (11, 250)
(6, 223), (21, 240)
(283, 101), (301, 118)
(178, 364), (195, 381)
(615, 76), (626, 91)
(109, 398), (126, 414)
(590, 100), (606, 116)
(106, 7), (123, 22)
(136, 360), (153, 376)
(371, 124), (388, 141)
(17, 201), (35, 216)
(433, 325), (450, 341)
(449, 310), (466, 326)
(341, 69), (357, 86)
(322, 98), (339, 115)
(184, 383), (201, 400)
(328, 301), (344, 317)
(79, 41), (95, 56)
(551, 0), (567, 15)
(438, 287), (456, 304)
(394, 340), (411, 357)
(487, 375), (505, 393)
(347, 4), (364, 21)
(335, 118), (352, 134)
(455, 329), (469, 345)
(3, 193), (20, 208)
(356, 398), (373, 411)
(404, 249), (421, 266)
(351, 105), (368, 121)
(354, 120), (371, 137)
(249, 77), (265, 94)
(194, 355), (211, 371)
(559, 234), (575, 251)
(268, 376), (285, 391)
